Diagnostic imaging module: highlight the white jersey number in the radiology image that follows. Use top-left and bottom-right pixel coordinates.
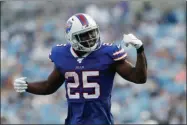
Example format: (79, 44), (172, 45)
(65, 71), (100, 99)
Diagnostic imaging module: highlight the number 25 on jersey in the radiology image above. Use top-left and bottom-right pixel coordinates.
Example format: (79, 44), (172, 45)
(65, 71), (100, 99)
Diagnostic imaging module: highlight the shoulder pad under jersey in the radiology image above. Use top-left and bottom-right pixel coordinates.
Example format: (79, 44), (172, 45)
(102, 43), (127, 62)
(49, 43), (68, 62)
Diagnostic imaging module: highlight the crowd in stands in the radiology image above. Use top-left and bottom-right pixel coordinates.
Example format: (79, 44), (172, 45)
(1, 1), (186, 124)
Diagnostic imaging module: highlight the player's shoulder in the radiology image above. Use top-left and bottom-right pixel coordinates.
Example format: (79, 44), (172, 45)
(49, 43), (70, 62)
(51, 43), (70, 54)
(99, 42), (127, 61)
(100, 42), (122, 53)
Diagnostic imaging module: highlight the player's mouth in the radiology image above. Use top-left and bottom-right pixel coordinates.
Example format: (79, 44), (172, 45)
(80, 39), (97, 48)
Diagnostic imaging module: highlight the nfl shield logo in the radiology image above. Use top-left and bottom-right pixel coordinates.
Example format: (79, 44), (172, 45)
(65, 21), (72, 33)
(77, 58), (83, 63)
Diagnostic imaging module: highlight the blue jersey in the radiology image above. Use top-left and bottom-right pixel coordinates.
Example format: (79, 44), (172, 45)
(49, 43), (127, 124)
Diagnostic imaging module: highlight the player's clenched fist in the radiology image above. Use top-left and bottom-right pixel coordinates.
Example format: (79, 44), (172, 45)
(13, 77), (28, 93)
(123, 33), (143, 49)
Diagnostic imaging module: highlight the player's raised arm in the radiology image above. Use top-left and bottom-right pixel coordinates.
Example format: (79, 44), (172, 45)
(115, 34), (147, 84)
(13, 67), (65, 95)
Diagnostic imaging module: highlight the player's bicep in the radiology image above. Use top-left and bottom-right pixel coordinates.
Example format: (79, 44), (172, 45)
(47, 66), (65, 89)
(115, 59), (135, 81)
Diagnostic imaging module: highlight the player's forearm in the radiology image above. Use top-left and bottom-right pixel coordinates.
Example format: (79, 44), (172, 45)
(134, 46), (147, 83)
(26, 68), (64, 95)
(26, 80), (54, 95)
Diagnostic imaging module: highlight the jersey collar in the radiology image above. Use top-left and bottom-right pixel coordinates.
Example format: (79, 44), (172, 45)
(70, 47), (91, 58)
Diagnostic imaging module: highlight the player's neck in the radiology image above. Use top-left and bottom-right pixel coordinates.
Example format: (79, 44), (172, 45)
(73, 49), (88, 57)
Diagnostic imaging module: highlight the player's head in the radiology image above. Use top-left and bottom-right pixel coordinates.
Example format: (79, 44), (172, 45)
(65, 13), (101, 52)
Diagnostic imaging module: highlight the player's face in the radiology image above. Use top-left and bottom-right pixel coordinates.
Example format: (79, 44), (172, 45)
(75, 29), (99, 48)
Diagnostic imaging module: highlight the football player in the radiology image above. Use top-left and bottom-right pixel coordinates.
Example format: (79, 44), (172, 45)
(13, 13), (147, 124)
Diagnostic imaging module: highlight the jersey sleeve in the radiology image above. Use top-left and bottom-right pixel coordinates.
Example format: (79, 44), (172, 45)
(49, 46), (60, 69)
(49, 47), (55, 62)
(109, 44), (127, 62)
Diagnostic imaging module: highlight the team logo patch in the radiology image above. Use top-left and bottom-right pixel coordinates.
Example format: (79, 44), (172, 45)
(65, 21), (72, 33)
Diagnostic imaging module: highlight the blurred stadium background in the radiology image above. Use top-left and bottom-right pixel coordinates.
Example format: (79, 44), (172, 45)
(1, 0), (186, 124)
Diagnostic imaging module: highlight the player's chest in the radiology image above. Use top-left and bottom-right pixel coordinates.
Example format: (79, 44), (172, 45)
(58, 55), (112, 74)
